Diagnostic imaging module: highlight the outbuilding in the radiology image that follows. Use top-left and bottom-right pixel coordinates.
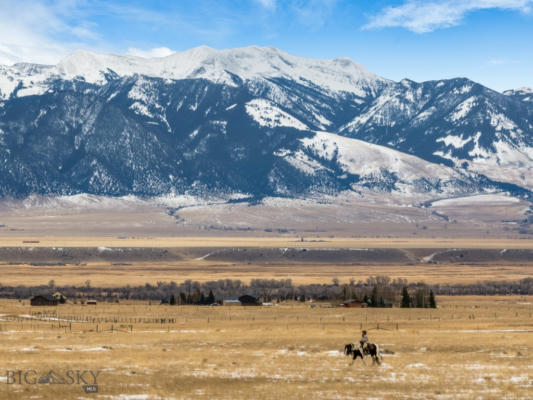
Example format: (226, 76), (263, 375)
(30, 295), (58, 306)
(238, 295), (260, 306)
(52, 291), (67, 303)
(223, 299), (241, 306)
(338, 300), (367, 308)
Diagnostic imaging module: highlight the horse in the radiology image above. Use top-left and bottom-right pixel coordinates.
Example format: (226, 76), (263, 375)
(344, 343), (382, 365)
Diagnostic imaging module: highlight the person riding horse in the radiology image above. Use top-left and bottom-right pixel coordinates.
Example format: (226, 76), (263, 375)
(360, 330), (369, 353)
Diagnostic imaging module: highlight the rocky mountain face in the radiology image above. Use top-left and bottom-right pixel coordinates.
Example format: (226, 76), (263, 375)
(0, 46), (531, 200)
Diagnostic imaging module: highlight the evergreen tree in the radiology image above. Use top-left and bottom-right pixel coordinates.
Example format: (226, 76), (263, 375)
(192, 289), (201, 304)
(401, 287), (411, 308)
(179, 292), (187, 305)
(207, 290), (215, 304)
(414, 287), (426, 308)
(429, 290), (437, 308)
(370, 286), (378, 307)
(169, 294), (176, 305)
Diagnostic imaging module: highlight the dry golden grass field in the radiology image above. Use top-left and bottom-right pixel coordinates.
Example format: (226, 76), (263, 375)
(0, 236), (532, 249)
(0, 296), (531, 399)
(0, 236), (531, 398)
(0, 261), (532, 287)
(0, 236), (531, 286)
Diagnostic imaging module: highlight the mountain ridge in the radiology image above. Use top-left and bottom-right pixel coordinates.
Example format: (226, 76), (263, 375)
(0, 46), (531, 202)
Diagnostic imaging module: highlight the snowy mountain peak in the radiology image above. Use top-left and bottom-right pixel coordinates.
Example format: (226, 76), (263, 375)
(503, 87), (533, 95)
(0, 46), (532, 200)
(0, 46), (386, 99)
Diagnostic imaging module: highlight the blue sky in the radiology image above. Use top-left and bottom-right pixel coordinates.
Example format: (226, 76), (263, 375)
(1, 0), (532, 91)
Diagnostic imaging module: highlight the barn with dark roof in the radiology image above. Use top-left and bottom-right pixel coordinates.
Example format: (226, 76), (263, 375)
(238, 295), (260, 306)
(30, 295), (59, 306)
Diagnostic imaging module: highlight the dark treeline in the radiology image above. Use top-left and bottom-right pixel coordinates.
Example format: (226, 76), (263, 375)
(0, 276), (532, 306)
(432, 278), (533, 295)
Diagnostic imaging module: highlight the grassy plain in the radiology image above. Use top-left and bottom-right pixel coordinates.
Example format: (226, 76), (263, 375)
(0, 261), (531, 287)
(0, 236), (531, 398)
(0, 296), (531, 399)
(0, 236), (531, 286)
(0, 236), (532, 248)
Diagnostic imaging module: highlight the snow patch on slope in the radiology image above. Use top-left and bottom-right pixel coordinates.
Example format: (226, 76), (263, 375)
(245, 99), (308, 130)
(449, 97), (476, 121)
(431, 193), (520, 207)
(280, 150), (330, 175)
(437, 134), (472, 149)
(301, 131), (460, 183)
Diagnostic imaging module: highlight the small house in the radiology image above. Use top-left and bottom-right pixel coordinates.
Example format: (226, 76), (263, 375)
(52, 291), (67, 304)
(223, 299), (241, 306)
(338, 300), (367, 308)
(30, 295), (58, 306)
(86, 299), (97, 305)
(238, 295), (260, 306)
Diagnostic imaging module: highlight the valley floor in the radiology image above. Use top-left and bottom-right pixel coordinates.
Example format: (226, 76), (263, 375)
(0, 236), (531, 286)
(0, 193), (531, 238)
(0, 296), (531, 399)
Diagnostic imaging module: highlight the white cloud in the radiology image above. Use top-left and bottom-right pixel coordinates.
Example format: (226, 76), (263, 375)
(254, 0), (277, 9)
(0, 0), (101, 65)
(291, 0), (339, 28)
(127, 47), (175, 58)
(364, 0), (533, 33)
(0, 1), (183, 66)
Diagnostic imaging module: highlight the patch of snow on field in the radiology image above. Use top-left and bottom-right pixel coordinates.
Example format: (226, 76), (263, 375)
(79, 347), (111, 352)
(450, 329), (533, 333)
(99, 395), (157, 400)
(509, 375), (529, 383)
(406, 363), (429, 369)
(11, 347), (38, 352)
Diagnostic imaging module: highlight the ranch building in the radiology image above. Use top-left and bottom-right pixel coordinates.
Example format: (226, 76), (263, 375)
(338, 300), (367, 308)
(223, 295), (261, 306)
(238, 295), (260, 306)
(223, 299), (241, 306)
(30, 295), (59, 306)
(52, 291), (67, 303)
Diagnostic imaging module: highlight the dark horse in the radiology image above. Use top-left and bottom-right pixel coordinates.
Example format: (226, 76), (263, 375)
(344, 343), (381, 365)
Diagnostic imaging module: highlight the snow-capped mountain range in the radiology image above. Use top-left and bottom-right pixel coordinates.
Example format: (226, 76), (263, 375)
(0, 46), (531, 201)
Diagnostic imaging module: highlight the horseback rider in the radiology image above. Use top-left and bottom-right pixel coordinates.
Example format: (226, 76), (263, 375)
(360, 330), (369, 352)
